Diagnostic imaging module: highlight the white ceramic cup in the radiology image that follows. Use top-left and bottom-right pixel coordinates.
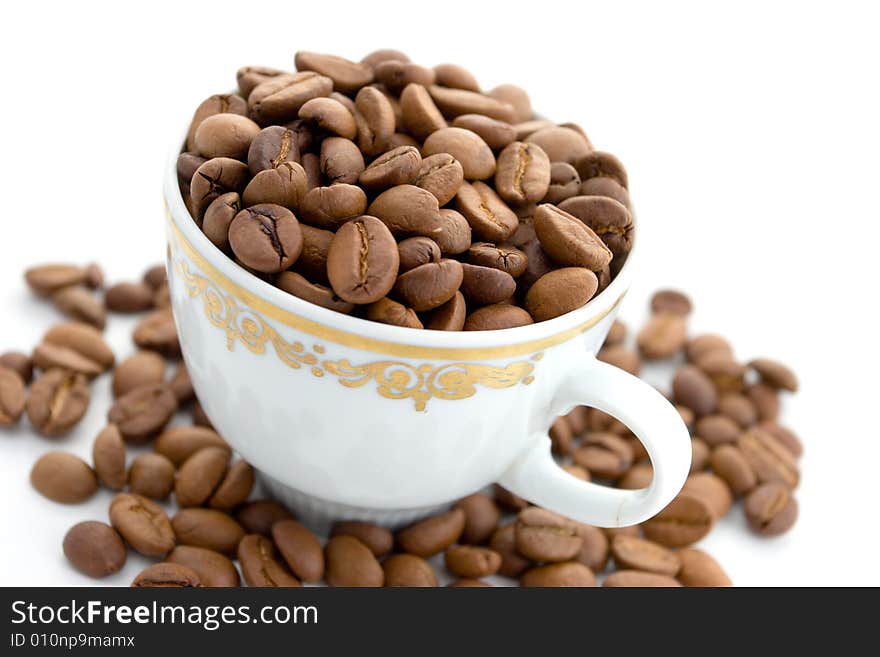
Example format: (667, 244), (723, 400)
(164, 148), (691, 529)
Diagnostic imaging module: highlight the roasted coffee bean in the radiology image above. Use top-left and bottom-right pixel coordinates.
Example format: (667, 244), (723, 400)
(154, 426), (228, 465)
(559, 195), (636, 258)
(361, 49), (411, 70)
(413, 153), (463, 206)
(177, 152), (206, 190)
(425, 291), (467, 330)
(186, 93), (248, 151)
(327, 215), (399, 304)
(194, 113), (260, 160)
(749, 358), (799, 392)
(25, 264), (93, 296)
(175, 446), (229, 508)
(573, 433), (633, 480)
(451, 114), (515, 151)
(26, 369), (90, 436)
(325, 535), (384, 587)
(247, 126), (300, 175)
(92, 424), (127, 490)
(0, 367), (26, 427)
(32, 341), (102, 378)
(677, 405), (696, 430)
(207, 459), (254, 511)
(237, 534), (300, 587)
(383, 554), (437, 587)
(298, 97), (357, 139)
(331, 521), (393, 558)
(467, 242), (528, 278)
(576, 150), (628, 188)
(63, 521), (126, 578)
(428, 85), (514, 122)
(487, 84), (533, 123)
(52, 286), (105, 328)
(242, 162), (309, 209)
(759, 421), (803, 458)
(746, 383), (781, 422)
(566, 406), (590, 435)
(434, 209), (472, 255)
(697, 352), (746, 392)
(597, 345), (641, 376)
(293, 224), (334, 283)
(295, 50), (373, 94)
(682, 472), (734, 518)
(359, 146), (421, 190)
(399, 84), (447, 141)
(710, 444), (758, 495)
(372, 190), (447, 246)
(618, 463), (654, 490)
(128, 453), (175, 500)
(376, 61), (435, 94)
(393, 259), (463, 311)
(397, 237), (441, 273)
(495, 141), (551, 205)
(525, 126), (592, 165)
(228, 204), (303, 274)
(112, 351), (166, 398)
(637, 312), (688, 359)
(515, 507), (582, 562)
(650, 289), (692, 316)
(445, 545), (502, 578)
(320, 137), (365, 184)
(676, 548), (732, 586)
(108, 384), (178, 444)
(691, 437), (710, 472)
(737, 428), (799, 488)
(397, 509), (465, 557)
(31, 451), (97, 504)
(133, 309), (180, 357)
(672, 365), (718, 416)
(604, 526), (641, 541)
(433, 63), (480, 92)
(718, 393), (758, 428)
(534, 204), (612, 271)
(459, 263), (516, 305)
(454, 493), (502, 545)
(695, 414), (741, 447)
(525, 268), (599, 322)
(354, 86), (396, 155)
(168, 363), (194, 404)
(167, 545), (240, 587)
(745, 482), (798, 536)
(455, 181), (518, 243)
(40, 321), (114, 372)
(272, 519), (324, 583)
(109, 492), (175, 557)
(235, 500), (294, 537)
(277, 271), (355, 313)
(544, 162), (581, 205)
(172, 508), (244, 556)
(580, 176), (631, 208)
(488, 523), (531, 577)
(132, 562), (201, 587)
(249, 71), (333, 125)
(0, 351), (33, 383)
(642, 494), (714, 548)
(423, 127), (496, 180)
(686, 333), (734, 363)
(300, 184), (367, 230)
(573, 524), (609, 572)
(190, 157), (250, 220)
(521, 562), (597, 587)
(463, 304), (533, 331)
(549, 417), (573, 455)
(237, 66), (288, 98)
(603, 570), (681, 587)
(611, 535), (681, 576)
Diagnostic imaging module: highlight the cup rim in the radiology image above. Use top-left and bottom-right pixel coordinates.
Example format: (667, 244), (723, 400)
(165, 137), (636, 358)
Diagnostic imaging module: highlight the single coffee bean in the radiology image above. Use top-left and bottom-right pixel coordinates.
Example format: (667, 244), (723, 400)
(515, 236), (554, 293)
(63, 521), (126, 578)
(359, 146), (421, 190)
(366, 298), (423, 327)
(453, 493), (501, 545)
(467, 242), (528, 278)
(320, 136), (365, 184)
(237, 534), (301, 587)
(576, 150), (629, 188)
(112, 350), (165, 398)
(611, 535), (681, 576)
(455, 181), (518, 243)
(383, 553), (438, 587)
(397, 509), (466, 558)
(451, 114), (516, 150)
(190, 157), (250, 221)
(433, 63), (480, 92)
(194, 113), (260, 160)
(41, 321), (114, 371)
(92, 424), (127, 490)
(515, 507), (582, 562)
(758, 421), (803, 459)
(697, 352), (746, 392)
(682, 472), (734, 518)
(597, 345), (641, 376)
(459, 263), (515, 306)
(746, 382), (781, 422)
(642, 494), (714, 548)
(295, 50), (373, 94)
(549, 417), (574, 455)
(128, 453), (175, 501)
(525, 126), (592, 165)
(325, 535), (384, 587)
(0, 367), (26, 427)
(445, 545), (502, 578)
(331, 521), (393, 558)
(237, 65), (287, 98)
(368, 184), (444, 238)
(25, 264), (90, 296)
(495, 141), (551, 205)
(463, 303), (532, 331)
(277, 272), (355, 313)
(488, 523), (531, 577)
(745, 482), (798, 536)
(603, 570), (681, 587)
(521, 562), (597, 587)
(131, 562), (201, 587)
(167, 545), (240, 587)
(51, 286), (105, 329)
(393, 259), (463, 311)
(400, 83), (447, 141)
(694, 414), (741, 447)
(175, 446), (230, 508)
(235, 500), (295, 537)
(107, 384), (178, 444)
(154, 426), (228, 465)
(650, 289), (692, 316)
(172, 508), (244, 556)
(718, 393), (759, 428)
(361, 49), (411, 69)
(676, 548), (732, 587)
(413, 153), (464, 206)
(31, 451), (97, 504)
(247, 126), (300, 175)
(375, 61), (435, 94)
(637, 312), (688, 360)
(354, 86), (396, 155)
(177, 152), (206, 191)
(397, 237), (441, 273)
(292, 224), (334, 283)
(604, 526), (641, 541)
(207, 459), (254, 511)
(543, 162), (582, 205)
(298, 96), (357, 139)
(710, 444), (758, 495)
(300, 184), (367, 230)
(0, 351), (33, 383)
(133, 309), (180, 357)
(242, 162), (309, 210)
(109, 492), (175, 557)
(434, 209), (472, 254)
(185, 93), (248, 151)
(32, 341), (102, 378)
(272, 519), (325, 583)
(618, 463), (654, 490)
(167, 363), (194, 405)
(580, 176), (631, 209)
(672, 365), (718, 416)
(487, 84), (533, 123)
(691, 438), (710, 472)
(228, 204), (303, 274)
(534, 204), (612, 271)
(573, 524), (609, 572)
(26, 369), (90, 436)
(573, 433), (633, 480)
(327, 215), (399, 304)
(737, 428), (799, 488)
(425, 291), (467, 330)
(686, 333), (734, 364)
(248, 71), (333, 125)
(748, 358), (799, 392)
(423, 127), (496, 180)
(428, 85), (515, 122)
(525, 268), (599, 322)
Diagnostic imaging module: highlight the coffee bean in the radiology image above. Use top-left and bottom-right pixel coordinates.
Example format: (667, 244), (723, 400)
(427, 85), (514, 122)
(203, 460), (252, 512)
(487, 523), (530, 578)
(604, 526), (641, 541)
(41, 321), (114, 371)
(676, 548), (732, 587)
(487, 84), (533, 123)
(434, 209), (472, 254)
(369, 184), (444, 238)
(393, 259), (463, 311)
(423, 291), (466, 330)
(326, 215), (400, 304)
(376, 61), (435, 93)
(383, 553), (437, 587)
(534, 204), (612, 271)
(165, 364), (193, 405)
(190, 157), (250, 220)
(521, 562), (597, 587)
(650, 289), (692, 316)
(453, 493), (501, 545)
(92, 424), (127, 490)
(611, 535), (681, 576)
(361, 49), (411, 69)
(576, 150), (628, 188)
(423, 127), (496, 180)
(677, 405), (696, 430)
(109, 492), (175, 557)
(290, 225), (332, 283)
(368, 296), (423, 327)
(431, 63), (479, 92)
(603, 570), (681, 587)
(26, 369), (90, 436)
(236, 65), (287, 98)
(325, 535), (384, 587)
(112, 350), (165, 398)
(330, 521), (393, 558)
(167, 545), (240, 587)
(525, 126), (592, 165)
(444, 545), (501, 578)
(175, 446), (229, 508)
(31, 341), (102, 378)
(108, 384), (178, 444)
(186, 93), (248, 151)
(413, 153), (464, 206)
(172, 508), (244, 556)
(191, 401), (213, 428)
(697, 352), (746, 392)
(397, 509), (466, 558)
(695, 414), (741, 447)
(300, 186), (365, 231)
(467, 242), (528, 278)
(573, 433), (633, 480)
(0, 351), (33, 383)
(597, 345), (641, 376)
(759, 421), (803, 459)
(450, 114), (515, 150)
(543, 162), (581, 205)
(514, 507), (582, 562)
(228, 204), (303, 274)
(605, 320), (629, 348)
(298, 96), (358, 139)
(637, 312), (688, 359)
(194, 113), (260, 160)
(0, 367), (26, 427)
(397, 237), (441, 273)
(718, 393), (758, 427)
(737, 428), (799, 488)
(295, 51), (373, 94)
(682, 472), (734, 518)
(320, 137), (365, 185)
(131, 562), (201, 587)
(128, 453), (175, 500)
(30, 451), (97, 504)
(63, 521), (126, 578)
(237, 534), (301, 587)
(462, 304), (531, 331)
(642, 494), (714, 548)
(495, 141), (551, 205)
(154, 426), (228, 465)
(246, 126), (299, 175)
(249, 71), (333, 125)
(133, 309), (180, 357)
(525, 268), (599, 322)
(746, 383), (781, 422)
(25, 264), (90, 296)
(710, 444), (757, 495)
(691, 438), (710, 472)
(457, 263), (514, 306)
(354, 86), (396, 155)
(51, 286), (105, 329)
(579, 176), (631, 208)
(235, 500), (294, 537)
(359, 146), (421, 190)
(745, 483), (798, 536)
(242, 162), (309, 210)
(748, 358), (799, 392)
(400, 84), (447, 141)
(686, 333), (734, 363)
(277, 272), (355, 313)
(618, 463), (654, 490)
(672, 365), (718, 416)
(455, 181), (518, 243)
(573, 524), (609, 572)
(271, 519), (324, 583)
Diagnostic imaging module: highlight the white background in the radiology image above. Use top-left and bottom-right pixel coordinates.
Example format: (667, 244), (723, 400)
(1, 0), (878, 586)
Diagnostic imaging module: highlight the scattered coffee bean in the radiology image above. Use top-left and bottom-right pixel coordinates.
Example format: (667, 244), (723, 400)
(748, 358), (799, 392)
(682, 472), (734, 519)
(330, 521), (394, 558)
(515, 507), (582, 562)
(26, 369), (91, 436)
(208, 459), (255, 511)
(63, 521), (126, 578)
(642, 494), (714, 548)
(174, 446), (229, 508)
(133, 309), (180, 357)
(52, 286), (106, 329)
(603, 570), (681, 587)
(383, 553), (438, 587)
(92, 424), (127, 490)
(112, 350), (166, 398)
(235, 499), (295, 537)
(445, 545), (502, 578)
(167, 545), (240, 587)
(745, 482), (798, 536)
(153, 426), (229, 465)
(237, 533), (300, 587)
(637, 312), (688, 359)
(694, 414), (741, 447)
(107, 384), (178, 444)
(31, 451), (98, 504)
(672, 365), (718, 416)
(676, 548), (732, 587)
(737, 428), (799, 489)
(325, 535), (384, 587)
(109, 492), (175, 557)
(611, 535), (681, 576)
(0, 351), (33, 384)
(397, 509), (465, 557)
(172, 508), (244, 556)
(128, 453), (175, 500)
(272, 519), (325, 583)
(454, 493), (501, 545)
(0, 367), (26, 427)
(521, 562), (597, 587)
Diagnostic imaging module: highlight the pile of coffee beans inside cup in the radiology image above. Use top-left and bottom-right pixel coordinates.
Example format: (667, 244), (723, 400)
(1, 264), (801, 586)
(177, 50), (634, 330)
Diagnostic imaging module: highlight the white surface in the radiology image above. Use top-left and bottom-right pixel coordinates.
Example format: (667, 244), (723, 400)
(1, 0), (878, 586)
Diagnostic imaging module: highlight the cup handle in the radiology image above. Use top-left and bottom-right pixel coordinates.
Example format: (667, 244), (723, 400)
(497, 351), (692, 527)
